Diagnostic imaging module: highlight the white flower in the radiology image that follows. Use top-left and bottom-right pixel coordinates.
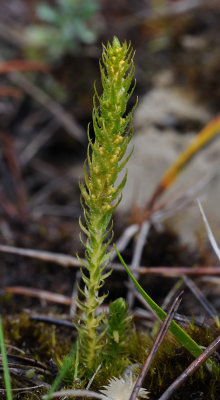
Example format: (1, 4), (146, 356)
(99, 372), (150, 400)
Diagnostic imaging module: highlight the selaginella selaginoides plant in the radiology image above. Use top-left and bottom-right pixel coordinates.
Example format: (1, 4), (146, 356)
(76, 36), (137, 375)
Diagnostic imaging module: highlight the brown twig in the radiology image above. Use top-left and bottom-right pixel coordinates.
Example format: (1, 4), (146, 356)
(5, 286), (72, 305)
(0, 244), (81, 267)
(9, 72), (85, 144)
(1, 131), (28, 216)
(20, 120), (59, 167)
(0, 353), (52, 374)
(0, 244), (220, 276)
(0, 193), (19, 218)
(137, 267), (220, 276)
(183, 275), (219, 322)
(161, 279), (184, 310)
(129, 291), (183, 400)
(158, 336), (220, 400)
(0, 384), (47, 394)
(0, 86), (22, 98)
(0, 60), (49, 74)
(30, 315), (75, 329)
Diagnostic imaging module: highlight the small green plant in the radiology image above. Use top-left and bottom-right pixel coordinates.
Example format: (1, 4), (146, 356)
(104, 298), (132, 362)
(76, 36), (136, 375)
(25, 0), (99, 60)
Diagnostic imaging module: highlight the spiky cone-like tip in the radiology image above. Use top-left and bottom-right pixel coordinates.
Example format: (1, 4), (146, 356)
(76, 36), (137, 375)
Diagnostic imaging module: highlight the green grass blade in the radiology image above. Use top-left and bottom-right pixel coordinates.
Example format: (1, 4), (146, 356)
(43, 347), (76, 400)
(73, 339), (79, 380)
(0, 317), (12, 400)
(113, 245), (219, 375)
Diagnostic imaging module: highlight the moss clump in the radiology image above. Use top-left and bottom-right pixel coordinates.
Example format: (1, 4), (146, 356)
(142, 326), (220, 400)
(3, 313), (74, 361)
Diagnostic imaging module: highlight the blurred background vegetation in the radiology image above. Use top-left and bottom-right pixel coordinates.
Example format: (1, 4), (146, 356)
(0, 0), (219, 312)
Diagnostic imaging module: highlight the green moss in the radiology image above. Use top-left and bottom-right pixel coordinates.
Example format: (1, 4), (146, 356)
(2, 312), (219, 398)
(92, 325), (219, 399)
(3, 313), (73, 361)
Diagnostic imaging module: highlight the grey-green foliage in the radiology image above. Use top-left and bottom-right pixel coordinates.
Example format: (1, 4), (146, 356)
(26, 0), (99, 60)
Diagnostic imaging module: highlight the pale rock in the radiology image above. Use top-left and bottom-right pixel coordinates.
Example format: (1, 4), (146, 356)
(119, 86), (220, 246)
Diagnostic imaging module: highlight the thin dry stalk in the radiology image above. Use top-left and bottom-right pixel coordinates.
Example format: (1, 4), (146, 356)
(0, 243), (220, 276)
(20, 120), (58, 167)
(197, 200), (220, 261)
(127, 221), (150, 308)
(111, 224), (139, 261)
(161, 279), (184, 310)
(9, 72), (85, 144)
(70, 269), (82, 317)
(30, 315), (75, 329)
(0, 244), (81, 267)
(0, 384), (46, 394)
(43, 389), (107, 399)
(86, 364), (102, 390)
(129, 291), (183, 400)
(0, 193), (18, 218)
(1, 131), (27, 216)
(183, 275), (219, 321)
(158, 335), (220, 400)
(5, 286), (72, 305)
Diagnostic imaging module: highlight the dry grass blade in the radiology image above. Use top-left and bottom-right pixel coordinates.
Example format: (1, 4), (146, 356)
(129, 291), (183, 400)
(111, 224), (139, 262)
(42, 389), (107, 399)
(0, 244), (81, 267)
(151, 171), (217, 224)
(127, 221), (150, 308)
(146, 113), (220, 211)
(0, 60), (49, 74)
(86, 364), (102, 390)
(0, 384), (46, 394)
(1, 243), (220, 276)
(158, 335), (220, 400)
(161, 279), (184, 310)
(183, 275), (219, 321)
(197, 200), (220, 261)
(5, 286), (72, 305)
(138, 267), (220, 276)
